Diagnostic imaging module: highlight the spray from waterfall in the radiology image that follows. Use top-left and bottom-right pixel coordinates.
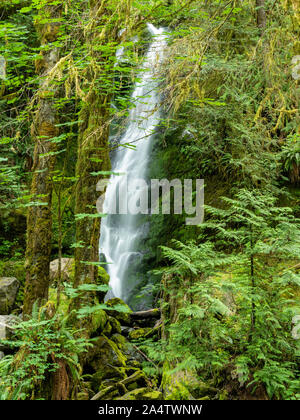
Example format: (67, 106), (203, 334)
(99, 24), (167, 302)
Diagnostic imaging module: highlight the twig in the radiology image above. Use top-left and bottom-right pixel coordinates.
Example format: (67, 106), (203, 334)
(131, 343), (158, 369)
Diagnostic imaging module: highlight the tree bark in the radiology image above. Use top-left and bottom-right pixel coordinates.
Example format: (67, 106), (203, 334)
(23, 2), (62, 316)
(73, 97), (110, 303)
(72, 1), (113, 329)
(256, 0), (266, 32)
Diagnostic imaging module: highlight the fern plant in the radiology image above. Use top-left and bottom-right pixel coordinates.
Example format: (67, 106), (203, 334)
(149, 189), (300, 399)
(0, 302), (90, 400)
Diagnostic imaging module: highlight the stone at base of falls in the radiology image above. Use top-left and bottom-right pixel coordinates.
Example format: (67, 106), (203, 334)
(85, 335), (127, 373)
(105, 298), (161, 329)
(0, 351), (4, 360)
(96, 267), (110, 302)
(105, 298), (132, 326)
(80, 298), (161, 401)
(128, 327), (153, 340)
(0, 277), (19, 314)
(90, 308), (108, 335)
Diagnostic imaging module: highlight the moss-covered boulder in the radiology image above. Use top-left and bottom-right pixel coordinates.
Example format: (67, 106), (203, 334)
(108, 316), (122, 335)
(91, 385), (121, 400)
(111, 333), (144, 365)
(111, 332), (128, 348)
(105, 298), (132, 326)
(128, 327), (152, 341)
(96, 267), (110, 302)
(121, 370), (148, 391)
(91, 366), (126, 392)
(119, 387), (163, 400)
(161, 361), (194, 400)
(91, 309), (108, 335)
(85, 335), (127, 373)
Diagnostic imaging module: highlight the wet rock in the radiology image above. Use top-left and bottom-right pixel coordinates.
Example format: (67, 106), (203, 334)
(105, 298), (132, 326)
(0, 277), (19, 314)
(85, 335), (127, 374)
(91, 366), (126, 392)
(120, 326), (134, 337)
(96, 267), (110, 302)
(111, 333), (144, 364)
(91, 308), (108, 335)
(108, 316), (122, 335)
(128, 327), (153, 340)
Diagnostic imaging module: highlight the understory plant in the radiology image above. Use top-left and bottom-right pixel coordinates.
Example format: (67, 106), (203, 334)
(0, 302), (91, 400)
(145, 189), (300, 400)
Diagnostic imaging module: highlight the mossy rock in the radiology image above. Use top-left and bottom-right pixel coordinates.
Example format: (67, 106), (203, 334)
(111, 333), (144, 364)
(189, 381), (218, 399)
(96, 267), (110, 302)
(92, 385), (120, 400)
(85, 335), (127, 373)
(49, 287), (70, 314)
(119, 387), (162, 400)
(91, 309), (108, 335)
(108, 316), (122, 335)
(105, 298), (132, 326)
(102, 320), (112, 336)
(77, 391), (90, 400)
(121, 370), (148, 390)
(111, 333), (127, 347)
(91, 366), (126, 392)
(162, 361), (193, 400)
(128, 327), (152, 340)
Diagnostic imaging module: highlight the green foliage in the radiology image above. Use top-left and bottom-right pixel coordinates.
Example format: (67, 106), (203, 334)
(281, 133), (300, 184)
(0, 302), (91, 400)
(145, 189), (300, 399)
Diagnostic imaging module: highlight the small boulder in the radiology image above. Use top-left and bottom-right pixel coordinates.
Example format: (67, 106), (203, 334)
(96, 267), (110, 302)
(105, 298), (132, 326)
(85, 335), (127, 373)
(128, 327), (153, 341)
(0, 277), (19, 314)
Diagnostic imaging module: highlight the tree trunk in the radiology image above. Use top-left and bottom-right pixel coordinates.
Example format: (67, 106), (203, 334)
(256, 0), (266, 32)
(73, 97), (110, 311)
(23, 3), (62, 316)
(72, 1), (113, 330)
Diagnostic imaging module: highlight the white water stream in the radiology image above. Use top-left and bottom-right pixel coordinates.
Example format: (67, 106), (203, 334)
(99, 24), (167, 301)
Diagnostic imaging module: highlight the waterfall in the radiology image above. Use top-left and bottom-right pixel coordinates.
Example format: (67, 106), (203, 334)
(99, 24), (167, 302)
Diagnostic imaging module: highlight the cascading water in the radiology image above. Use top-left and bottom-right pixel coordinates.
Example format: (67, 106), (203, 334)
(99, 24), (167, 302)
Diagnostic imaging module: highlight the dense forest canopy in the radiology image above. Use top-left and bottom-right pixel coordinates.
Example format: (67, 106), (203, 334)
(0, 0), (299, 401)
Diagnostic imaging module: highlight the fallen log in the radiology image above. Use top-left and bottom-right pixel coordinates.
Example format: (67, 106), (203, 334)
(130, 308), (161, 320)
